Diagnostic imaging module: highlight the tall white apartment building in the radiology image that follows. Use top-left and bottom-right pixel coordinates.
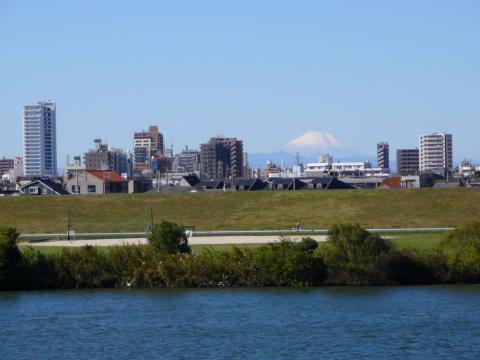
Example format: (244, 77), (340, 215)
(22, 101), (57, 177)
(419, 132), (453, 176)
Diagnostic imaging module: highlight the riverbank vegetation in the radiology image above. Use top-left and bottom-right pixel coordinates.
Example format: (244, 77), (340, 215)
(2, 222), (480, 290)
(1, 189), (480, 233)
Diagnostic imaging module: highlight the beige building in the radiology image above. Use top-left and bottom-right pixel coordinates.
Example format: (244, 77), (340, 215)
(65, 170), (128, 195)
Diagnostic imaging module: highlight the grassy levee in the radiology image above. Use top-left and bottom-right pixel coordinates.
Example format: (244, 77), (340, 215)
(1, 188), (479, 234)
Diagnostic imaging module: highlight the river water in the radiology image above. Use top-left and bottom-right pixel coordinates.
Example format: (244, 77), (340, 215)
(1, 286), (480, 359)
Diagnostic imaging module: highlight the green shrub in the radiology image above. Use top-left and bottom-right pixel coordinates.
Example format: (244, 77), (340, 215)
(389, 249), (447, 285)
(19, 246), (56, 289)
(442, 223), (480, 282)
(108, 245), (162, 287)
(54, 246), (115, 289)
(148, 221), (191, 254)
(320, 224), (394, 285)
(250, 240), (325, 286)
(0, 227), (21, 290)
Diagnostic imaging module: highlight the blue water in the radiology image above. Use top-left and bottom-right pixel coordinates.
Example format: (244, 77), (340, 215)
(1, 286), (480, 359)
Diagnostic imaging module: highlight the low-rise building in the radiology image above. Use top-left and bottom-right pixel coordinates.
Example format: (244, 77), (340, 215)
(400, 175), (434, 188)
(305, 161), (389, 178)
(65, 170), (128, 194)
(21, 179), (70, 196)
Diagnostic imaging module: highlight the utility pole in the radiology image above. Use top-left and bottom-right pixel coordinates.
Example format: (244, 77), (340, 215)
(67, 209), (71, 240)
(150, 207), (154, 235)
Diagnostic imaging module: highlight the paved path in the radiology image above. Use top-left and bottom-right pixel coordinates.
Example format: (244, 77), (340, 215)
(22, 235), (328, 247)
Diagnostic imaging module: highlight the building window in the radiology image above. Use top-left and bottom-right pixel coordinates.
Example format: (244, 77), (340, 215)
(71, 185), (80, 193)
(42, 188), (48, 195)
(29, 187), (39, 194)
(87, 185), (96, 193)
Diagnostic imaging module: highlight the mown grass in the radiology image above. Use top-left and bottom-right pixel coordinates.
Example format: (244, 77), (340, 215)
(1, 188), (479, 234)
(391, 233), (444, 250)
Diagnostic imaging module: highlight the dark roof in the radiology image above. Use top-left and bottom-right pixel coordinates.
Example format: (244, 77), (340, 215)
(268, 177), (293, 185)
(181, 174), (200, 187)
(234, 178), (268, 191)
(306, 177), (334, 185)
(22, 179), (70, 195)
(328, 178), (357, 189)
(195, 180), (225, 190)
(267, 178), (306, 190)
(305, 177), (357, 189)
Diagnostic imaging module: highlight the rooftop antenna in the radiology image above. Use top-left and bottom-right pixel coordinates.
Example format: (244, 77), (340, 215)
(94, 138), (102, 151)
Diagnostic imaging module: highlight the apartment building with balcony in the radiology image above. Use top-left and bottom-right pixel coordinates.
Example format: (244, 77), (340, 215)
(22, 101), (57, 177)
(200, 137), (244, 179)
(419, 133), (453, 176)
(396, 149), (419, 176)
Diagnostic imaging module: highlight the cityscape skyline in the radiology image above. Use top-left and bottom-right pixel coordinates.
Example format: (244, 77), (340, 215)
(11, 99), (458, 180)
(1, 1), (479, 162)
(2, 98), (470, 168)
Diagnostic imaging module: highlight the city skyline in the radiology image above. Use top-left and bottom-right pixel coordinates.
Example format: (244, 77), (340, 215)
(2, 99), (468, 167)
(1, 1), (479, 162)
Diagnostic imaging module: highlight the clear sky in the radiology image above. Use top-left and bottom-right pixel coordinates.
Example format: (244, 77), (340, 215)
(1, 0), (479, 164)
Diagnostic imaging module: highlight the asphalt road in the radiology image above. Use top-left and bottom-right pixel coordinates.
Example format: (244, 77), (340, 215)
(22, 235), (329, 247)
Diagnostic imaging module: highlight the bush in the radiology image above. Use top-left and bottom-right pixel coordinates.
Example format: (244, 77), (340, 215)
(19, 246), (56, 289)
(6, 223), (480, 290)
(320, 224), (394, 285)
(108, 245), (162, 288)
(0, 227), (21, 290)
(441, 223), (480, 283)
(148, 221), (191, 254)
(388, 249), (447, 285)
(250, 240), (325, 286)
(54, 246), (115, 289)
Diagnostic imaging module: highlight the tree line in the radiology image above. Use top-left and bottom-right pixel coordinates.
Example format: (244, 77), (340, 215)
(2, 221), (480, 290)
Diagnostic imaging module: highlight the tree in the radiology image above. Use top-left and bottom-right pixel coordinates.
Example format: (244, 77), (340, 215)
(148, 221), (191, 254)
(0, 227), (22, 290)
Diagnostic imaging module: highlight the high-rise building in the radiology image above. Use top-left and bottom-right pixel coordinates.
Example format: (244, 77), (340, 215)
(133, 125), (164, 174)
(0, 157), (14, 177)
(377, 142), (390, 170)
(396, 149), (419, 176)
(200, 137), (244, 179)
(22, 101), (57, 176)
(84, 139), (129, 176)
(419, 133), (453, 176)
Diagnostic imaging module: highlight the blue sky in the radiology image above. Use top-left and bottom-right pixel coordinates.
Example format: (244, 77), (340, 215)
(1, 0), (479, 164)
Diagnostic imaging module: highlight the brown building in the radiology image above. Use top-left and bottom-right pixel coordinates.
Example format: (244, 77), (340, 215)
(397, 149), (419, 176)
(200, 137), (244, 179)
(84, 139), (129, 176)
(133, 125), (164, 174)
(0, 157), (14, 176)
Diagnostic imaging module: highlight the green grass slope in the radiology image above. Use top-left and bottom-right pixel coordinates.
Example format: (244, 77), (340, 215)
(1, 188), (479, 233)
